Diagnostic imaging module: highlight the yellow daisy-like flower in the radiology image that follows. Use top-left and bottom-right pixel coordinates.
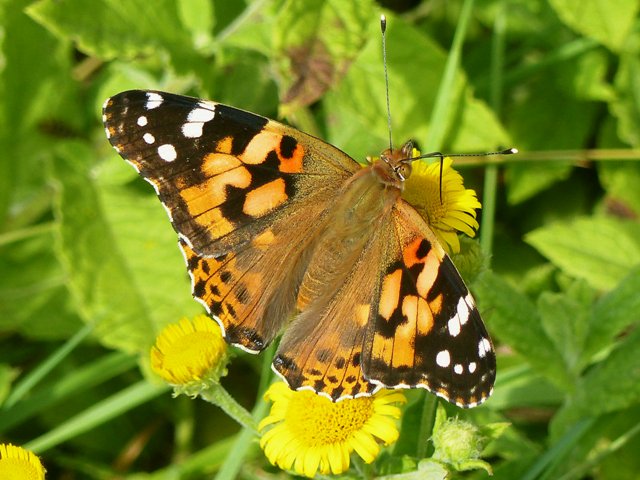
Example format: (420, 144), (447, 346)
(0, 444), (45, 480)
(150, 314), (229, 393)
(403, 152), (482, 254)
(259, 382), (406, 477)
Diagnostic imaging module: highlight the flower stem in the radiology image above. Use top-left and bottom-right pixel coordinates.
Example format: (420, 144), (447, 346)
(417, 394), (438, 458)
(200, 384), (257, 433)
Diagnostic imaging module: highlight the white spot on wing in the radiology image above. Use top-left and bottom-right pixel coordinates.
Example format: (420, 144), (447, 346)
(454, 364), (464, 375)
(465, 292), (475, 308)
(436, 350), (451, 367)
(457, 296), (470, 325)
(158, 144), (177, 162)
(468, 361), (477, 373)
(143, 133), (155, 144)
(188, 106), (215, 123)
(145, 92), (163, 110)
(448, 316), (461, 337)
(478, 337), (491, 358)
(182, 122), (204, 138)
(137, 115), (148, 126)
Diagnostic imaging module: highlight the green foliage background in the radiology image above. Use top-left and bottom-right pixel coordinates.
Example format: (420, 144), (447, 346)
(1, 0), (640, 478)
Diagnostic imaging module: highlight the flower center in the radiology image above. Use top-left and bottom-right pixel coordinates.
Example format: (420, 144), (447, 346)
(163, 331), (221, 380)
(285, 391), (374, 446)
(0, 457), (43, 480)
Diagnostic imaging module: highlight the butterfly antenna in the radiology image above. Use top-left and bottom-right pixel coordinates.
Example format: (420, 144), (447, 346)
(381, 15), (393, 152)
(409, 148), (519, 204)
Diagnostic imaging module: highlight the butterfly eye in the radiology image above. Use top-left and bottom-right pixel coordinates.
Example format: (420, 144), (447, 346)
(395, 162), (412, 181)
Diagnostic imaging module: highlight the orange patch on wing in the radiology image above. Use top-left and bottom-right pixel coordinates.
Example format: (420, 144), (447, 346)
(278, 142), (304, 173)
(370, 334), (393, 367)
(240, 131), (281, 165)
(216, 136), (234, 154)
(429, 293), (443, 316)
(392, 331), (415, 369)
(202, 152), (241, 176)
(193, 206), (234, 238)
(416, 251), (441, 298)
(242, 178), (288, 217)
(402, 295), (434, 336)
(402, 238), (424, 268)
(379, 269), (402, 320)
(355, 304), (371, 327)
(252, 229), (276, 249)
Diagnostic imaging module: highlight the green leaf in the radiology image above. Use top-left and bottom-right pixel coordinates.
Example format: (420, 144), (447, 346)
(27, 0), (199, 73)
(525, 216), (640, 290)
(598, 162), (640, 216)
(51, 141), (200, 353)
(506, 163), (573, 205)
(0, 0), (80, 227)
(548, 0), (639, 52)
(475, 271), (571, 388)
(609, 38), (640, 147)
(553, 327), (640, 434)
(273, 0), (375, 108)
(537, 281), (593, 376)
(584, 266), (640, 360)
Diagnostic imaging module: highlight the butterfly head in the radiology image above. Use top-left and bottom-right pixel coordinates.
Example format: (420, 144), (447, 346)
(375, 140), (415, 189)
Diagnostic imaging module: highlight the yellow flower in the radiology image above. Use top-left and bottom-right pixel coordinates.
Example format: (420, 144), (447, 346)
(403, 152), (482, 254)
(150, 314), (229, 394)
(0, 444), (45, 480)
(259, 382), (406, 477)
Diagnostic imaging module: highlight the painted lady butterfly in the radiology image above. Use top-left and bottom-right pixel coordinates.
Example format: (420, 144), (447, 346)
(102, 90), (496, 407)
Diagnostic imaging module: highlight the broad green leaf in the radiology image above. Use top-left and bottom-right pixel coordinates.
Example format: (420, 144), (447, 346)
(553, 327), (640, 436)
(609, 38), (640, 147)
(488, 366), (564, 410)
(584, 266), (640, 360)
(525, 216), (640, 290)
(273, 0), (375, 108)
(51, 141), (199, 354)
(177, 0), (215, 53)
(548, 0), (639, 52)
(598, 162), (640, 216)
(27, 0), (198, 73)
(537, 281), (593, 376)
(506, 163), (573, 205)
(475, 271), (572, 388)
(0, 231), (82, 339)
(0, 0), (80, 227)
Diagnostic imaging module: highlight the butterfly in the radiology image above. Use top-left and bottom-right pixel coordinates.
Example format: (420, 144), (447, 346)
(102, 90), (496, 407)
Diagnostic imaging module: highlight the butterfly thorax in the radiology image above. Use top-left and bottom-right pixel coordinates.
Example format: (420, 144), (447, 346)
(296, 157), (401, 313)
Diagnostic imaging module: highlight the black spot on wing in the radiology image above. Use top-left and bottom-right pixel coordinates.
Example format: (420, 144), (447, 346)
(280, 135), (298, 158)
(416, 238), (431, 259)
